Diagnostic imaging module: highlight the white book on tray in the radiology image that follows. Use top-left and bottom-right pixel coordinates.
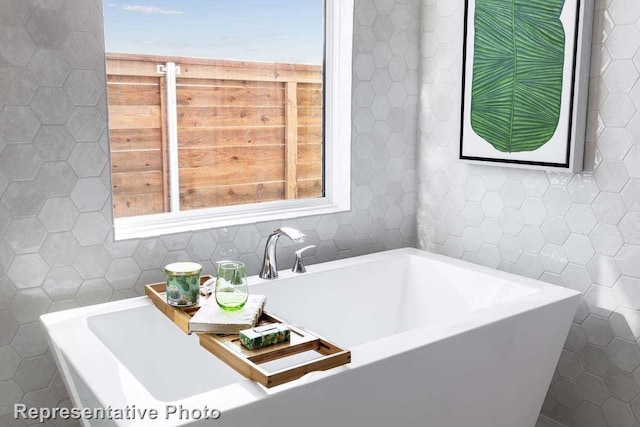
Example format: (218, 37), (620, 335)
(188, 294), (267, 334)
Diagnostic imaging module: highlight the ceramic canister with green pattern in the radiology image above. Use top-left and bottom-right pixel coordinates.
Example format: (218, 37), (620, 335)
(164, 262), (202, 307)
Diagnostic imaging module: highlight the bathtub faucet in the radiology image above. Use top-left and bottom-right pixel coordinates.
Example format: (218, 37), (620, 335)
(259, 227), (307, 279)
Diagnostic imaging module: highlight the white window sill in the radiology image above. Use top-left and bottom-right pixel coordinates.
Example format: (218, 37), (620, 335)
(114, 197), (349, 240)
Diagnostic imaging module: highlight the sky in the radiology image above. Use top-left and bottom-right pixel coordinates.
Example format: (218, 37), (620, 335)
(103, 1), (324, 64)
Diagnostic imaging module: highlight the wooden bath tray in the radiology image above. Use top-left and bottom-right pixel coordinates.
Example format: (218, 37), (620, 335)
(145, 278), (351, 388)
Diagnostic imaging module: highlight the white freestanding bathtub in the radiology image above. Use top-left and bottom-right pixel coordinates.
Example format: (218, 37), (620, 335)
(41, 248), (579, 427)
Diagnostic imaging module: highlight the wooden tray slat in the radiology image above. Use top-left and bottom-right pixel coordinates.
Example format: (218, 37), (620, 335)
(144, 278), (351, 388)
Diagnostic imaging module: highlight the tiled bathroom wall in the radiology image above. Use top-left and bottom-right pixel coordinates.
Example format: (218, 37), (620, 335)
(0, 0), (419, 421)
(418, 1), (640, 426)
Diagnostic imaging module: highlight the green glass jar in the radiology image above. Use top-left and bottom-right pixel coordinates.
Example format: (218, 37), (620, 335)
(215, 261), (248, 311)
(164, 262), (202, 307)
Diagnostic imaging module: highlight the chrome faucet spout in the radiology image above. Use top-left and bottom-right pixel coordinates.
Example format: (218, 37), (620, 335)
(259, 227), (307, 279)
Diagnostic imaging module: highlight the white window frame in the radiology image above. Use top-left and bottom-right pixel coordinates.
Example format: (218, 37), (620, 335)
(113, 0), (353, 240)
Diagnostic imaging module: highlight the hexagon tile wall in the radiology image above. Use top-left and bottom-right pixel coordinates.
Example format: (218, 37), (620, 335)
(419, 1), (640, 426)
(0, 0), (418, 422)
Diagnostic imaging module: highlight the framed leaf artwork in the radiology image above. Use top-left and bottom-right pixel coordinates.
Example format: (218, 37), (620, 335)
(460, 0), (594, 172)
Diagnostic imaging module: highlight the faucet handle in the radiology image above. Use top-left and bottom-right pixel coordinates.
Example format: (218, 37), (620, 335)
(292, 245), (315, 273)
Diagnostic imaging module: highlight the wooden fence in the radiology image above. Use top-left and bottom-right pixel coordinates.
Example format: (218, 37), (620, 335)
(106, 53), (323, 218)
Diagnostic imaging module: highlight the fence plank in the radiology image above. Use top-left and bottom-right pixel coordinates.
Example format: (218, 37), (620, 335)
(108, 57), (322, 84)
(297, 107), (322, 126)
(298, 126), (322, 144)
(297, 143), (322, 180)
(107, 82), (160, 106)
(180, 63), (322, 84)
(113, 192), (165, 217)
(111, 150), (163, 172)
(112, 171), (163, 194)
(297, 179), (323, 198)
(180, 182), (285, 210)
(178, 127), (285, 148)
(109, 128), (162, 151)
(297, 86), (322, 107)
(177, 106), (284, 128)
(177, 78), (282, 89)
(177, 85), (284, 108)
(285, 82), (298, 199)
(109, 105), (162, 129)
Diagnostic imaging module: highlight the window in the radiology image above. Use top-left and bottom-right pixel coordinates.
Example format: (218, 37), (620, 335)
(103, 1), (353, 239)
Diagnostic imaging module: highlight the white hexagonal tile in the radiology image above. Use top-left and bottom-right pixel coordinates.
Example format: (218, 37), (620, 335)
(567, 173), (600, 204)
(6, 254), (48, 290)
(497, 234), (522, 263)
(0, 144), (42, 182)
(0, 346), (21, 382)
(596, 160), (631, 193)
(578, 372), (610, 406)
(542, 186), (572, 216)
(72, 211), (110, 246)
(500, 180), (526, 208)
(441, 233), (463, 258)
(0, 66), (36, 106)
(37, 197), (79, 233)
(604, 368), (639, 401)
(105, 258), (141, 291)
(480, 191), (504, 218)
(4, 217), (47, 255)
(0, 182), (43, 217)
(601, 93), (635, 127)
(583, 315), (615, 347)
(65, 106), (105, 142)
(40, 232), (82, 268)
(0, 311), (18, 347)
(604, 59), (639, 93)
(562, 264), (593, 293)
(499, 207), (525, 235)
(522, 171), (550, 197)
(459, 227), (481, 253)
(585, 285), (618, 317)
(69, 177), (109, 212)
(29, 87), (73, 124)
(9, 288), (51, 324)
(590, 223), (624, 256)
(541, 215), (571, 245)
(0, 380), (23, 417)
(565, 204), (597, 235)
(607, 24), (640, 59)
(0, 106), (40, 143)
(589, 254), (621, 287)
(521, 198), (547, 226)
(32, 125), (75, 161)
(564, 234), (596, 265)
(35, 161), (77, 197)
(27, 48), (71, 86)
(614, 276), (640, 310)
(0, 25), (36, 66)
(74, 245), (112, 280)
(42, 266), (82, 301)
(10, 323), (47, 359)
(553, 377), (582, 408)
(540, 244), (569, 274)
(75, 278), (113, 306)
(134, 239), (167, 270)
(593, 191), (627, 224)
(514, 252), (544, 279)
(608, 338), (640, 373)
(14, 354), (55, 393)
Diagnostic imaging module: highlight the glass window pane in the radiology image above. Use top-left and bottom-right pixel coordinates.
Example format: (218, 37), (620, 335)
(103, 1), (325, 218)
